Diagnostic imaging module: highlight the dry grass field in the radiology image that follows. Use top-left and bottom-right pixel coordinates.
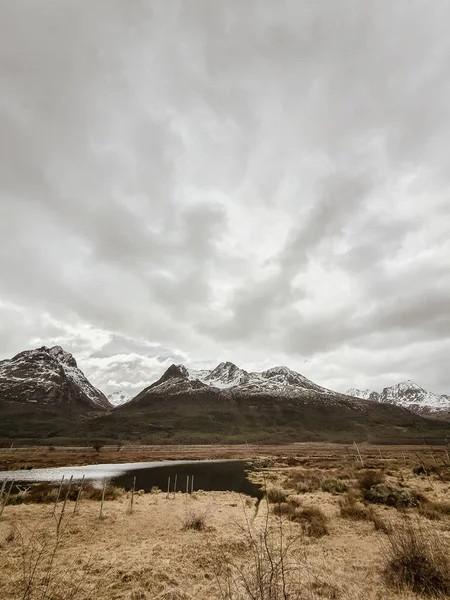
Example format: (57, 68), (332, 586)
(1, 445), (450, 600)
(1, 442), (449, 470)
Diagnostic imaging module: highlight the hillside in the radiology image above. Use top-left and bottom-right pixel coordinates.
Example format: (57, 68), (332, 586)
(83, 363), (450, 445)
(0, 346), (111, 440)
(1, 352), (450, 445)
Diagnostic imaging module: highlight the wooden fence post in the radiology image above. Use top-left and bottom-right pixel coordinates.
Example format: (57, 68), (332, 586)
(73, 475), (85, 514)
(57, 475), (73, 532)
(53, 475), (65, 516)
(166, 476), (171, 499)
(191, 475), (194, 494)
(130, 476), (136, 514)
(99, 479), (107, 519)
(0, 481), (14, 518)
(186, 475), (190, 494)
(353, 442), (364, 467)
(173, 474), (177, 498)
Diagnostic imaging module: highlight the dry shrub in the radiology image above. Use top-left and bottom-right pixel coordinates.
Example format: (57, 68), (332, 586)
(81, 482), (124, 501)
(8, 481), (123, 504)
(384, 521), (450, 596)
(182, 511), (207, 531)
(363, 483), (422, 508)
(265, 486), (287, 504)
(10, 522), (110, 600)
(368, 509), (392, 534)
(287, 469), (322, 493)
(320, 478), (348, 494)
(6, 527), (16, 543)
(273, 502), (293, 518)
(357, 469), (385, 490)
(418, 499), (450, 521)
(293, 506), (328, 538)
(339, 493), (369, 521)
(271, 497), (330, 539)
(311, 580), (341, 599)
(216, 513), (309, 599)
(14, 482), (57, 504)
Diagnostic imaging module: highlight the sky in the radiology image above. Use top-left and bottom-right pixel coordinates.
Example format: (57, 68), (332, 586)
(1, 1), (450, 398)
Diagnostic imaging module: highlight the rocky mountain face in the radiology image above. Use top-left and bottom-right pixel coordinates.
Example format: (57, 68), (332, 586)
(98, 362), (450, 445)
(346, 380), (450, 418)
(137, 361), (339, 399)
(108, 391), (131, 407)
(1, 350), (449, 444)
(0, 346), (111, 411)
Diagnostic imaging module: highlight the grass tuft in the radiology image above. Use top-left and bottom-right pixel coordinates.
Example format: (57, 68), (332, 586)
(357, 469), (385, 490)
(292, 506), (329, 538)
(384, 521), (450, 596)
(339, 493), (370, 520)
(321, 477), (348, 494)
(265, 486), (287, 504)
(182, 511), (207, 531)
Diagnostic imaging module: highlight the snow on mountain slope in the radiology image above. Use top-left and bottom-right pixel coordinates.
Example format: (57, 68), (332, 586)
(346, 380), (450, 417)
(108, 391), (131, 406)
(142, 361), (339, 398)
(0, 346), (111, 410)
(346, 388), (373, 400)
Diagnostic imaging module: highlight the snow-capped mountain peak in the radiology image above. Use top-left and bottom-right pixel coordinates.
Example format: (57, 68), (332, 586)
(345, 388), (377, 400)
(346, 380), (450, 417)
(0, 345), (111, 410)
(149, 361), (338, 397)
(108, 391), (131, 406)
(191, 362), (250, 388)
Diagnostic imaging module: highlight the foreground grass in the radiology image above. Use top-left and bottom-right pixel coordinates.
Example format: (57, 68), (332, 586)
(0, 487), (449, 599)
(1, 446), (450, 599)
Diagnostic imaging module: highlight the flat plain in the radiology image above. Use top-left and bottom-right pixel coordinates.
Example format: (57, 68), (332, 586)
(1, 444), (449, 600)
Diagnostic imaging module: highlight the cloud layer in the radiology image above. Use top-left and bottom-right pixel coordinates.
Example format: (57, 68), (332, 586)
(1, 1), (449, 397)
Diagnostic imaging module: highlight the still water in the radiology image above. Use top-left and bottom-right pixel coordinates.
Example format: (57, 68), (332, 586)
(0, 459), (262, 498)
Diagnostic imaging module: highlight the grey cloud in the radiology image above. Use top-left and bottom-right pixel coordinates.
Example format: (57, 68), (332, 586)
(1, 1), (450, 394)
(90, 334), (186, 364)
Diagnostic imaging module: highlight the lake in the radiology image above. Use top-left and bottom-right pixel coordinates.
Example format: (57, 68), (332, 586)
(0, 459), (262, 498)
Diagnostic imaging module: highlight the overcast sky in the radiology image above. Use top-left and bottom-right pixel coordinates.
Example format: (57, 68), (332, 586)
(1, 1), (450, 397)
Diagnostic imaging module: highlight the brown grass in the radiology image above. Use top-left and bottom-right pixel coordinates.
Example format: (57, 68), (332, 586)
(265, 486), (287, 504)
(292, 506), (329, 538)
(7, 482), (124, 505)
(384, 521), (450, 596)
(339, 493), (370, 521)
(181, 510), (207, 531)
(2, 443), (450, 599)
(418, 499), (450, 521)
(357, 469), (385, 490)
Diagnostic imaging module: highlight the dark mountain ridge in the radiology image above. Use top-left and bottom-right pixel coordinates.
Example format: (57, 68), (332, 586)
(0, 345), (111, 440)
(95, 362), (450, 445)
(1, 351), (449, 444)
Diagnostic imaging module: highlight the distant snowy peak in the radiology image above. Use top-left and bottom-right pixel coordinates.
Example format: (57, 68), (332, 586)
(379, 380), (449, 410)
(346, 388), (380, 402)
(155, 361), (337, 396)
(346, 380), (450, 416)
(346, 388), (373, 400)
(108, 391), (131, 407)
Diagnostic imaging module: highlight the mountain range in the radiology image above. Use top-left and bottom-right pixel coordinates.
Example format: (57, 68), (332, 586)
(1, 347), (449, 444)
(346, 381), (450, 418)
